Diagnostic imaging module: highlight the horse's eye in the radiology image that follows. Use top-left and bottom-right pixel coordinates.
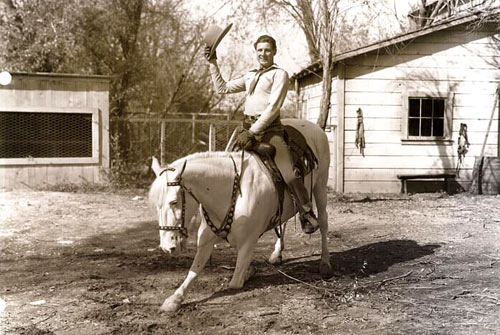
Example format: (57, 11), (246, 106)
(169, 200), (178, 206)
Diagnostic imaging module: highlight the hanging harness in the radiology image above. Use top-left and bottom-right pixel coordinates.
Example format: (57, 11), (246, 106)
(355, 108), (365, 156)
(456, 123), (470, 176)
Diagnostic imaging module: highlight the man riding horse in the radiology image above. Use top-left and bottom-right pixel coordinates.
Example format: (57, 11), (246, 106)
(204, 34), (319, 234)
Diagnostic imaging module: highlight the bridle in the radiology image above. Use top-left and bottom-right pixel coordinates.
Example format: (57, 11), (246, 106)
(158, 160), (189, 238)
(157, 156), (241, 241)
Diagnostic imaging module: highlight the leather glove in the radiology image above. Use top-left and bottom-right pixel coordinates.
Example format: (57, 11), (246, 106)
(236, 129), (255, 150)
(204, 46), (217, 62)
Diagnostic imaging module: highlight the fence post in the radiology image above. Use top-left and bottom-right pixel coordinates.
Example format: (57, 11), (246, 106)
(209, 123), (215, 151)
(192, 114), (196, 144)
(160, 121), (166, 166)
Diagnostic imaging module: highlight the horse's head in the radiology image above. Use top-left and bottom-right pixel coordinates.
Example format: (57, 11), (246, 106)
(149, 157), (200, 256)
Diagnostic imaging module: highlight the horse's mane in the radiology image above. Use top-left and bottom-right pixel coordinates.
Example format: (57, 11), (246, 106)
(148, 151), (244, 209)
(176, 151), (238, 163)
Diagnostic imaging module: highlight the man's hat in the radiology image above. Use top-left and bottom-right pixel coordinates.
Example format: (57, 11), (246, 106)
(203, 23), (233, 59)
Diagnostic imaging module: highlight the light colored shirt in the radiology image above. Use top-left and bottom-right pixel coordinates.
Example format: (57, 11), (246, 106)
(209, 63), (289, 134)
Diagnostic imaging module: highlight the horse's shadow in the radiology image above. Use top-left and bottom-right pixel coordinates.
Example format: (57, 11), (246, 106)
(185, 239), (440, 307)
(276, 239), (440, 280)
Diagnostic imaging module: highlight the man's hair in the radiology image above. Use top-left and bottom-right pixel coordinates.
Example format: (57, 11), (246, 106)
(253, 35), (277, 51)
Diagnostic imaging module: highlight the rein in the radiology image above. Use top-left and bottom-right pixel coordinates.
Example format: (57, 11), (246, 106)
(158, 155), (241, 241)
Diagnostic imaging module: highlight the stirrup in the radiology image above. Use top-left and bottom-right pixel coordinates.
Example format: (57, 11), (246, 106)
(300, 210), (319, 234)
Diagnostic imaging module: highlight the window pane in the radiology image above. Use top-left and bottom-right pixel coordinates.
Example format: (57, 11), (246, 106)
(409, 118), (420, 136)
(409, 99), (420, 117)
(421, 99), (433, 117)
(434, 99), (445, 117)
(421, 119), (432, 136)
(433, 118), (444, 137)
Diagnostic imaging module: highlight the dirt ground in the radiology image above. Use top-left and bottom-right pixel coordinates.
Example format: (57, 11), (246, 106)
(1, 189), (500, 335)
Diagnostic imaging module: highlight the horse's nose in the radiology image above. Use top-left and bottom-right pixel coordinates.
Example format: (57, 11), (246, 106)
(160, 245), (176, 254)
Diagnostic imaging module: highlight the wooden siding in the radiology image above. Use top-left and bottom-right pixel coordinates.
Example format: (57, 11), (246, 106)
(0, 73), (110, 189)
(299, 23), (500, 193)
(343, 26), (499, 193)
(299, 69), (341, 188)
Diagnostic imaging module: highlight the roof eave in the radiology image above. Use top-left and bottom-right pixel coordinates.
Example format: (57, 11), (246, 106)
(291, 8), (500, 81)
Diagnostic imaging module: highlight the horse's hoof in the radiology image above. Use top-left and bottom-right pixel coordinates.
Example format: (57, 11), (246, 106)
(228, 280), (245, 290)
(319, 261), (334, 278)
(268, 253), (282, 265)
(159, 294), (183, 313)
(245, 265), (256, 281)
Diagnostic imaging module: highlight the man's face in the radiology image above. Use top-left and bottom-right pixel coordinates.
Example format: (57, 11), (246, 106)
(255, 42), (276, 68)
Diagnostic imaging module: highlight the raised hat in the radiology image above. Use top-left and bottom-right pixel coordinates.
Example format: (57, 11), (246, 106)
(203, 23), (233, 59)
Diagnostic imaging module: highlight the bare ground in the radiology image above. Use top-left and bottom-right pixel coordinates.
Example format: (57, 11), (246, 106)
(1, 189), (500, 335)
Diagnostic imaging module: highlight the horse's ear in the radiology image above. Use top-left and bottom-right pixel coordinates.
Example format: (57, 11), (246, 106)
(151, 156), (162, 177)
(179, 160), (187, 177)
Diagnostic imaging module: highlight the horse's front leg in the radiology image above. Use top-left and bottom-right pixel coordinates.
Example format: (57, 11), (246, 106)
(228, 238), (258, 289)
(160, 228), (216, 312)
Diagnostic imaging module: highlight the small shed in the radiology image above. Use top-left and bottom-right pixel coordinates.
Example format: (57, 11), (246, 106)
(293, 11), (500, 193)
(0, 72), (110, 189)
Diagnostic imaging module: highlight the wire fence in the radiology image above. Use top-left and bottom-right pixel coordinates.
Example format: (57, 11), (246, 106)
(110, 117), (242, 174)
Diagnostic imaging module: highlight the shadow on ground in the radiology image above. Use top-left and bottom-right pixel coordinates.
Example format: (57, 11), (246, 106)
(183, 239), (440, 306)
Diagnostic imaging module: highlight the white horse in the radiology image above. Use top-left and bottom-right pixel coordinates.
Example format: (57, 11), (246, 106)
(148, 118), (333, 312)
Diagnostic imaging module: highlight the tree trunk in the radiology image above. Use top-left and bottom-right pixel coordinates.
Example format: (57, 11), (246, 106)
(317, 53), (333, 130)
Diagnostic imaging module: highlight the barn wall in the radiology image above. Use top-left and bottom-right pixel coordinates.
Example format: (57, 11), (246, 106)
(342, 24), (499, 193)
(0, 73), (110, 189)
(298, 23), (500, 193)
(299, 69), (339, 189)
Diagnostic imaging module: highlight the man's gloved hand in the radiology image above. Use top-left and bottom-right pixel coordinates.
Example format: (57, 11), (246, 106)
(236, 129), (255, 150)
(204, 46), (217, 62)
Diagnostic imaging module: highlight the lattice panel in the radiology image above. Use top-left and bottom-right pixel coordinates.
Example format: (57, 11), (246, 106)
(0, 112), (93, 158)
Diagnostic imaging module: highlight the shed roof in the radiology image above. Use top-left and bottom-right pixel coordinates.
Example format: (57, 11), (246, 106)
(10, 71), (111, 81)
(291, 8), (500, 80)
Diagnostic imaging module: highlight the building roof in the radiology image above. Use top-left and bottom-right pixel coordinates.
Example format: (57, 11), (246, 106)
(291, 7), (500, 80)
(11, 71), (111, 80)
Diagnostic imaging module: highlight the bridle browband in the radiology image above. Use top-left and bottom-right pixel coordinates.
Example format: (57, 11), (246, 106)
(157, 156), (241, 241)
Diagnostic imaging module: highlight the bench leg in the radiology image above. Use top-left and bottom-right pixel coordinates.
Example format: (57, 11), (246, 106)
(402, 180), (407, 194)
(445, 178), (451, 194)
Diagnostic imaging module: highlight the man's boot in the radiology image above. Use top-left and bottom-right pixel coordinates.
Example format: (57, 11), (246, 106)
(288, 178), (319, 234)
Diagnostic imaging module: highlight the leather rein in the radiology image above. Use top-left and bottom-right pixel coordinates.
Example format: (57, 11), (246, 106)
(158, 156), (242, 241)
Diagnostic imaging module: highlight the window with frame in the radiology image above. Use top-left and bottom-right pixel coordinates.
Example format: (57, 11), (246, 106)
(408, 97), (445, 138)
(0, 107), (99, 165)
(0, 112), (92, 158)
(402, 91), (452, 142)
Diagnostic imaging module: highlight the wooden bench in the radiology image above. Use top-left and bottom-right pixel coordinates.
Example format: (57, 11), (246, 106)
(396, 173), (456, 194)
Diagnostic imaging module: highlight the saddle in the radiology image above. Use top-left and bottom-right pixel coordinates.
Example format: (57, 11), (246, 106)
(232, 125), (318, 230)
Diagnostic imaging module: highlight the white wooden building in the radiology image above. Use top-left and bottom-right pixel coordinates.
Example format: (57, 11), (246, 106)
(0, 72), (110, 189)
(293, 12), (500, 193)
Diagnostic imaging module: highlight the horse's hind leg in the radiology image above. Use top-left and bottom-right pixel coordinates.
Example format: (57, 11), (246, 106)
(314, 177), (333, 277)
(269, 223), (286, 264)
